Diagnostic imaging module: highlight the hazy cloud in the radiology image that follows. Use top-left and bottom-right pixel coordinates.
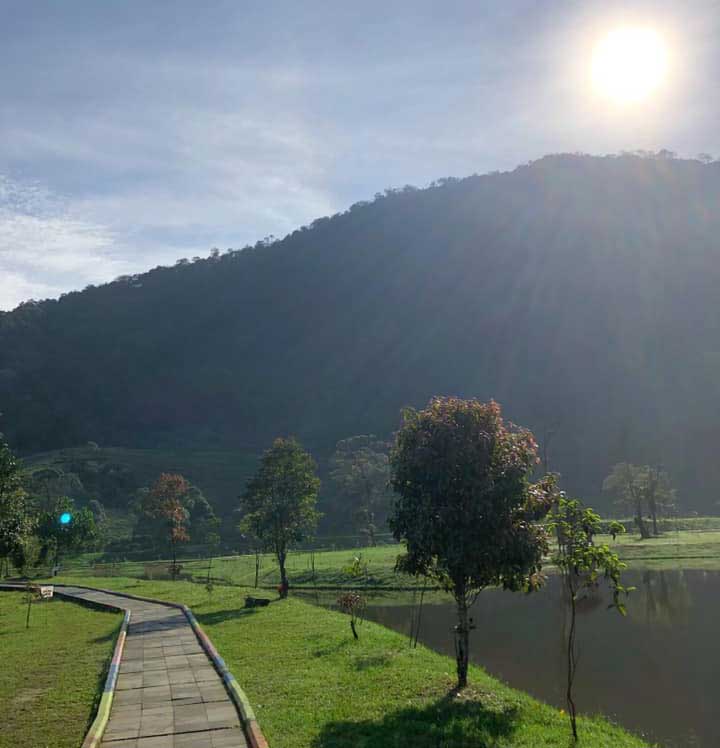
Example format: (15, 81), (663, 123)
(1, 0), (717, 308)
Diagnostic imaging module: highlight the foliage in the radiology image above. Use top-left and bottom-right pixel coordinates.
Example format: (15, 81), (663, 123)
(330, 435), (392, 545)
(389, 397), (556, 688)
(337, 554), (369, 639)
(142, 473), (192, 577)
(0, 439), (35, 572)
(549, 498), (633, 742)
(36, 496), (98, 567)
(603, 463), (677, 538)
(336, 591), (367, 640)
(239, 437), (320, 598)
(23, 466), (87, 510)
(608, 519), (626, 541)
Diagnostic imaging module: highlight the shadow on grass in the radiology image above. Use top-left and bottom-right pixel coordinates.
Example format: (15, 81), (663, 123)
(195, 607), (260, 626)
(90, 628), (118, 644)
(311, 638), (351, 658)
(353, 653), (392, 671)
(311, 692), (519, 748)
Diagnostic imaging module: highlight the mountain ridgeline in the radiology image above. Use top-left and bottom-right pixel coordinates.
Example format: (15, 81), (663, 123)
(2, 153), (720, 513)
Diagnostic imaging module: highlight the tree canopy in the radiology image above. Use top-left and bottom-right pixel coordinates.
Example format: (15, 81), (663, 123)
(389, 397), (556, 687)
(239, 437), (320, 597)
(0, 439), (35, 570)
(330, 435), (392, 545)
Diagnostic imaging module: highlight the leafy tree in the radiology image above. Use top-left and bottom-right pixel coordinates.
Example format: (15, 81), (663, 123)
(142, 473), (191, 578)
(389, 397), (556, 689)
(239, 438), (320, 599)
(185, 484), (221, 546)
(24, 466), (86, 511)
(132, 478), (219, 559)
(550, 498), (633, 742)
(330, 435), (392, 545)
(337, 554), (369, 639)
(0, 439), (35, 574)
(608, 519), (626, 541)
(37, 496), (98, 569)
(603, 463), (676, 538)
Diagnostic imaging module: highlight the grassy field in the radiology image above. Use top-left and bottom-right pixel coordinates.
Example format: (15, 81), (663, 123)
(0, 591), (121, 748)
(49, 575), (650, 748)
(55, 527), (720, 590)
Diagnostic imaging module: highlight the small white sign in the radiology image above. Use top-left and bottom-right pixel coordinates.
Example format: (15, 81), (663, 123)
(39, 585), (54, 599)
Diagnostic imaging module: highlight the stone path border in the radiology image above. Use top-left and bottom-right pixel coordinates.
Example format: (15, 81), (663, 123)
(0, 583), (269, 748)
(83, 608), (132, 748)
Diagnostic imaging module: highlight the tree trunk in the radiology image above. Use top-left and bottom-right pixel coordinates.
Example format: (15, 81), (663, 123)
(454, 597), (470, 689)
(26, 588), (33, 629)
(635, 501), (651, 539)
(649, 497), (659, 535)
(278, 551), (289, 598)
(413, 584), (426, 649)
(566, 578), (578, 742)
(254, 552), (260, 589)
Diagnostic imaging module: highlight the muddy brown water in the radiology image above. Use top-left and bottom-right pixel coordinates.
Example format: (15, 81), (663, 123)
(304, 569), (717, 748)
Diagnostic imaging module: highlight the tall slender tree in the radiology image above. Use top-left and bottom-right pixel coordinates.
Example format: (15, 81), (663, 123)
(239, 438), (320, 598)
(550, 498), (632, 742)
(142, 473), (191, 579)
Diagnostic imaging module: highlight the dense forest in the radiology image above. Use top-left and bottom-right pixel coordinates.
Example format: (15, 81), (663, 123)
(2, 153), (720, 516)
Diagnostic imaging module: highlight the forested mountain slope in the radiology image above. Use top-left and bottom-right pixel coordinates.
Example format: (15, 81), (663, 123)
(2, 153), (720, 510)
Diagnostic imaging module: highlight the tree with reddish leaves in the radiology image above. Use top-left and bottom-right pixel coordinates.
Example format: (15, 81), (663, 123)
(143, 473), (191, 579)
(390, 397), (557, 689)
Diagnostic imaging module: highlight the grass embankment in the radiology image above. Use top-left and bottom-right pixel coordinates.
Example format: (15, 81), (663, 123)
(60, 527), (720, 590)
(51, 575), (649, 748)
(0, 592), (121, 748)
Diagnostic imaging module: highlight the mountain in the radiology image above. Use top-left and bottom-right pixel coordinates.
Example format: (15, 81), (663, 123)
(2, 153), (720, 513)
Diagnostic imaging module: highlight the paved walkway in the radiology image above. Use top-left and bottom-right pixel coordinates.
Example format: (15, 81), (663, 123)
(60, 587), (248, 748)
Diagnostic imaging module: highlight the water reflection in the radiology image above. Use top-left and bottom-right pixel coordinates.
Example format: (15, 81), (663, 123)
(326, 570), (712, 748)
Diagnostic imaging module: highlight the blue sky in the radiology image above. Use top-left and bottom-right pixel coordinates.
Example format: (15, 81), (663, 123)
(1, 0), (717, 309)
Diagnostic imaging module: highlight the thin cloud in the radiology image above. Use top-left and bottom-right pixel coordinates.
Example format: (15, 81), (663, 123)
(0, 175), (125, 309)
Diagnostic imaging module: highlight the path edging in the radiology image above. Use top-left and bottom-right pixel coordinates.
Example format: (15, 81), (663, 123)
(182, 604), (269, 748)
(47, 583), (270, 748)
(82, 608), (131, 748)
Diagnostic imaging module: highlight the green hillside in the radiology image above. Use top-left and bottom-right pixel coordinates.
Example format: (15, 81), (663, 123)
(22, 445), (258, 519)
(4, 153), (720, 512)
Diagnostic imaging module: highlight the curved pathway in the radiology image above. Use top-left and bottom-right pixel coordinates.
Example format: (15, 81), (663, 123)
(61, 586), (248, 748)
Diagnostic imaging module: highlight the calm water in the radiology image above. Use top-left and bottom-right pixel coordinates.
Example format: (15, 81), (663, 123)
(313, 570), (718, 748)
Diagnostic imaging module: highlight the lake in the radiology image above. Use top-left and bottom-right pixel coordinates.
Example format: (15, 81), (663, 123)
(311, 569), (717, 747)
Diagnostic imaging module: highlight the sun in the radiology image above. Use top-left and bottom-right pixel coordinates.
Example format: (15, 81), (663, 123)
(591, 28), (668, 104)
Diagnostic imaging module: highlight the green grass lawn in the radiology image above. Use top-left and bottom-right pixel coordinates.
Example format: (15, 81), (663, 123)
(0, 592), (121, 748)
(58, 527), (720, 590)
(50, 575), (650, 748)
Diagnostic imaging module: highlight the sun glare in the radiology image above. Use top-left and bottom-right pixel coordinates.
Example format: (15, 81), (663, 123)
(591, 28), (668, 104)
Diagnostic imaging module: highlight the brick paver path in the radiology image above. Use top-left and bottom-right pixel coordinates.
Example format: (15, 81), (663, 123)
(61, 586), (248, 748)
